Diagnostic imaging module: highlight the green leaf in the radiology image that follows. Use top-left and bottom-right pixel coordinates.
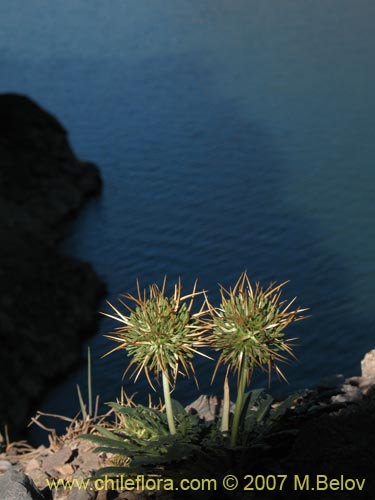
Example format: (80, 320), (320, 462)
(267, 392), (301, 427)
(241, 389), (265, 433)
(256, 394), (274, 423)
(247, 389), (266, 408)
(171, 399), (186, 418)
(80, 434), (127, 448)
(76, 384), (87, 420)
(108, 403), (168, 434)
(95, 425), (126, 442)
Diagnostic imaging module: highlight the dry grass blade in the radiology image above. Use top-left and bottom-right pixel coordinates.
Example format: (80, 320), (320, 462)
(28, 407), (115, 451)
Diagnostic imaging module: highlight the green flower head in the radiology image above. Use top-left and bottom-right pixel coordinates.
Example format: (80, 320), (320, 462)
(102, 277), (211, 390)
(208, 272), (307, 384)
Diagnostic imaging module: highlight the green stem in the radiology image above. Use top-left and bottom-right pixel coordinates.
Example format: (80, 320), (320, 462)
(230, 359), (248, 448)
(162, 371), (176, 435)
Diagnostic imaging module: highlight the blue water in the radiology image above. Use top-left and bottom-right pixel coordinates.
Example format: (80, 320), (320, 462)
(2, 0), (375, 423)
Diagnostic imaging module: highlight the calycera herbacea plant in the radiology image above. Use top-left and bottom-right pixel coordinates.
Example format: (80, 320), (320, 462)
(207, 272), (307, 447)
(101, 277), (211, 435)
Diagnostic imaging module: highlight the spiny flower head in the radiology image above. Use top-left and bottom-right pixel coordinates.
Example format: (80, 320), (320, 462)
(102, 277), (211, 390)
(208, 272), (307, 384)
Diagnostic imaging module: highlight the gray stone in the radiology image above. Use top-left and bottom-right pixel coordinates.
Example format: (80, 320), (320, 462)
(52, 486), (97, 500)
(67, 488), (97, 500)
(361, 349), (375, 380)
(25, 468), (49, 492)
(0, 459), (12, 473)
(41, 447), (73, 475)
(52, 490), (69, 500)
(346, 375), (361, 386)
(358, 377), (375, 394)
(331, 383), (363, 403)
(185, 395), (235, 422)
(0, 470), (44, 500)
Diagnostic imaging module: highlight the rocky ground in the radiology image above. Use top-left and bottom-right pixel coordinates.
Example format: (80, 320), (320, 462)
(1, 350), (375, 500)
(0, 93), (106, 439)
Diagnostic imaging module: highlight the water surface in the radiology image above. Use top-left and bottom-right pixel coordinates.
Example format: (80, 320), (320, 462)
(1, 0), (375, 420)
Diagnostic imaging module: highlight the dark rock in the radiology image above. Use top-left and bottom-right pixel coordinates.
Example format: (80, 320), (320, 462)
(0, 93), (105, 438)
(0, 470), (44, 500)
(281, 388), (375, 499)
(0, 93), (102, 245)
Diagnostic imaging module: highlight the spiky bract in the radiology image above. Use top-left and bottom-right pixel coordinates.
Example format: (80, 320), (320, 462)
(209, 272), (307, 384)
(102, 278), (210, 390)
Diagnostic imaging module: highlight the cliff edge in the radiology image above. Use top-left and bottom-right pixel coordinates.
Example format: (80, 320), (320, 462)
(0, 93), (106, 437)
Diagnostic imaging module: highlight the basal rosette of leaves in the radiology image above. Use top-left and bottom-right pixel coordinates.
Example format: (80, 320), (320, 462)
(82, 389), (301, 479)
(82, 399), (227, 478)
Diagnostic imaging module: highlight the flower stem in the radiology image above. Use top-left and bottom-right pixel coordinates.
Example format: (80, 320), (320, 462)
(162, 371), (176, 435)
(230, 358), (248, 448)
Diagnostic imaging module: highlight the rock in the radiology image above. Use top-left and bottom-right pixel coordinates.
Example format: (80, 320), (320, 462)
(0, 470), (44, 500)
(0, 459), (12, 473)
(347, 375), (361, 386)
(0, 93), (106, 438)
(74, 452), (101, 475)
(331, 382), (363, 404)
(361, 349), (375, 382)
(54, 464), (74, 477)
(52, 486), (96, 500)
(115, 493), (145, 500)
(284, 386), (375, 496)
(361, 349), (375, 377)
(66, 488), (97, 500)
(25, 468), (49, 492)
(70, 440), (94, 453)
(41, 447), (73, 475)
(68, 439), (102, 477)
(53, 491), (70, 500)
(185, 395), (235, 422)
(24, 459), (41, 474)
(338, 351), (375, 397)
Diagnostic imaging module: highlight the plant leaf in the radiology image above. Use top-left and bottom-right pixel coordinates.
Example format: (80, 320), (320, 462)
(171, 399), (186, 418)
